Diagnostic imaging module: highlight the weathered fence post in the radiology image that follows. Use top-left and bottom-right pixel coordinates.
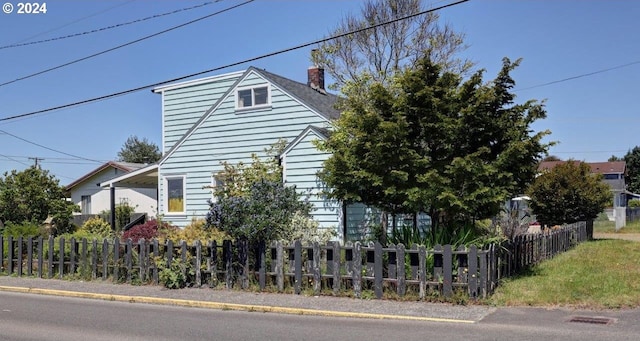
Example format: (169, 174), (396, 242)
(7, 236), (13, 275)
(468, 245), (478, 299)
(152, 239), (159, 285)
(17, 236), (23, 277)
(397, 244), (406, 297)
(374, 242), (383, 299)
(479, 247), (488, 298)
(275, 241), (284, 292)
(418, 245), (427, 299)
(223, 240), (232, 289)
(0, 235), (4, 274)
(47, 236), (54, 279)
(352, 242), (362, 298)
(238, 239), (249, 290)
(208, 240), (217, 287)
(102, 239), (109, 280)
(294, 240), (302, 295)
(91, 239), (98, 279)
(312, 242), (321, 296)
(81, 238), (88, 277)
(139, 239), (147, 283)
(58, 236), (65, 279)
(332, 241), (341, 294)
(443, 245), (453, 298)
(27, 237), (33, 276)
(113, 238), (121, 282)
(194, 240), (202, 287)
(37, 236), (43, 278)
(257, 240), (266, 291)
(125, 239), (133, 283)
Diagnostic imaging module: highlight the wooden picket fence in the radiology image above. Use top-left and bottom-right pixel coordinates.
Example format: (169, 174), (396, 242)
(0, 221), (589, 299)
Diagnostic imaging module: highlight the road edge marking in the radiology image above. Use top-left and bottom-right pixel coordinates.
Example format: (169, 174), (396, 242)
(0, 285), (476, 323)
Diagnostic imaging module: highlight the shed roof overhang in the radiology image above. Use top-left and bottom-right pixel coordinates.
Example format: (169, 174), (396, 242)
(99, 164), (158, 189)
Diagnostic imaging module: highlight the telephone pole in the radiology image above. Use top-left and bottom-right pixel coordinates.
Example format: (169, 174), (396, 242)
(28, 157), (44, 168)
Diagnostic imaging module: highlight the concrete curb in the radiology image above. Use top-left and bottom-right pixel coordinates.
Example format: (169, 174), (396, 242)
(0, 285), (475, 324)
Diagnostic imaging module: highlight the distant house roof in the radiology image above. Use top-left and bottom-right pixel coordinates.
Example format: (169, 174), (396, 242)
(538, 161), (626, 174)
(65, 161), (147, 191)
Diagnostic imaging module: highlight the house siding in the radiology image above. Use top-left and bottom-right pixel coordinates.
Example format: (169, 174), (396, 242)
(159, 70), (332, 228)
(161, 73), (242, 152)
(283, 130), (341, 236)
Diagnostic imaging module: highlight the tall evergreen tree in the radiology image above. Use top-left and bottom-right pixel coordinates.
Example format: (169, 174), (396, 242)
(318, 56), (551, 237)
(624, 146), (640, 194)
(117, 135), (161, 164)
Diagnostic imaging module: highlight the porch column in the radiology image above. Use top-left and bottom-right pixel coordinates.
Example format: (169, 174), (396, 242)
(110, 184), (116, 231)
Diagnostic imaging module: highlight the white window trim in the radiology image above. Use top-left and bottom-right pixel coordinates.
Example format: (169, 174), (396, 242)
(235, 84), (271, 111)
(164, 175), (186, 215)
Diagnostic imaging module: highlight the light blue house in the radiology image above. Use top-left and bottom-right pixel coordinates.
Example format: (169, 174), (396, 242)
(103, 66), (349, 239)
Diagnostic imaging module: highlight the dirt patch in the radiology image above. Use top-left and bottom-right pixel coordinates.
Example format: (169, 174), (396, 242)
(594, 233), (640, 242)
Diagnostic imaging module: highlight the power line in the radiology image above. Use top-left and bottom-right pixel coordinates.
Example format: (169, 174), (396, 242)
(515, 60), (640, 92)
(0, 0), (471, 123)
(8, 1), (137, 46)
(0, 153), (30, 167)
(0, 0), (252, 88)
(0, 1), (219, 50)
(0, 129), (103, 163)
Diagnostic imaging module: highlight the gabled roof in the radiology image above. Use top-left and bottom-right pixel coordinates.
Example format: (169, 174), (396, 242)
(538, 161), (626, 174)
(159, 67), (340, 164)
(281, 125), (331, 158)
(65, 161), (147, 191)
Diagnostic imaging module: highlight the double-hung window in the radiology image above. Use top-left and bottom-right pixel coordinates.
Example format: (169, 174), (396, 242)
(236, 85), (270, 110)
(81, 195), (91, 215)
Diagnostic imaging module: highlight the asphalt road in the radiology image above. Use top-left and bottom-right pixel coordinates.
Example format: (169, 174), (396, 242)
(1, 292), (639, 341)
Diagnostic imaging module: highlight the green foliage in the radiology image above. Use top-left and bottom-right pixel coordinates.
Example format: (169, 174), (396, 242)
(100, 202), (136, 233)
(387, 223), (501, 249)
(1, 221), (42, 238)
(213, 140), (285, 198)
(117, 135), (161, 164)
(527, 161), (610, 226)
(628, 199), (640, 208)
(624, 146), (640, 194)
(281, 212), (336, 244)
(79, 217), (112, 239)
(164, 218), (229, 244)
(156, 257), (194, 289)
(0, 166), (78, 234)
(318, 56), (551, 241)
(311, 0), (470, 92)
(208, 180), (313, 245)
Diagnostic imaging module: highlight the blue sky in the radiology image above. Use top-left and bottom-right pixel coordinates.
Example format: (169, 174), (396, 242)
(0, 0), (638, 185)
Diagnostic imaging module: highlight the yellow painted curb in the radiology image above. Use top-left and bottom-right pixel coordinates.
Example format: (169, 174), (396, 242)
(0, 285), (475, 324)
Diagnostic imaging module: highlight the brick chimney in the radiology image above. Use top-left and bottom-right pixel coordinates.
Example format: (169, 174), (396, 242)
(307, 66), (325, 91)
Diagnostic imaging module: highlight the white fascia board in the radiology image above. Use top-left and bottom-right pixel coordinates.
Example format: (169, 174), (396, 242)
(152, 71), (245, 93)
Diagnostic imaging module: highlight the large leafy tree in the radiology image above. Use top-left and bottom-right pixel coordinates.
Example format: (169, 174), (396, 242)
(312, 0), (471, 92)
(0, 167), (78, 234)
(624, 146), (640, 194)
(527, 161), (610, 226)
(317, 56), (551, 237)
(117, 135), (161, 164)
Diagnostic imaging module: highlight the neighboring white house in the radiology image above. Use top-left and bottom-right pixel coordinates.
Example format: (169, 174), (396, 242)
(65, 161), (157, 217)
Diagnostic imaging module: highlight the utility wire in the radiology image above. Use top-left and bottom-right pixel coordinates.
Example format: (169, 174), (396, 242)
(515, 60), (640, 92)
(0, 153), (30, 167)
(0, 1), (219, 50)
(0, 0), (252, 88)
(8, 1), (136, 45)
(0, 0), (470, 123)
(0, 129), (103, 163)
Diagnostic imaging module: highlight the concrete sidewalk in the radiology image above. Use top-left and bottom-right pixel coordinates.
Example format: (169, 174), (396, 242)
(0, 276), (493, 323)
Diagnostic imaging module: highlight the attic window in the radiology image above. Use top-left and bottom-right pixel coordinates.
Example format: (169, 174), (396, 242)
(236, 85), (270, 110)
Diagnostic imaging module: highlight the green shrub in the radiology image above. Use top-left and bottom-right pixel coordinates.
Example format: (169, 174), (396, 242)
(628, 199), (640, 208)
(164, 218), (229, 244)
(156, 257), (194, 289)
(2, 221), (42, 238)
(79, 217), (112, 239)
(282, 213), (336, 244)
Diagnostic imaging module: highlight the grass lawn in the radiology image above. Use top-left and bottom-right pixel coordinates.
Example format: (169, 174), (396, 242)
(488, 239), (640, 309)
(594, 218), (640, 233)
